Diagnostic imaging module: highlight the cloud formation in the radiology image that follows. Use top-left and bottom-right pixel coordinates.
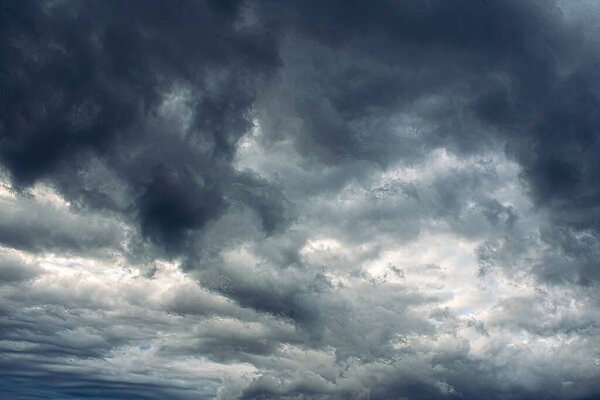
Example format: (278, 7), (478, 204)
(1, 0), (600, 399)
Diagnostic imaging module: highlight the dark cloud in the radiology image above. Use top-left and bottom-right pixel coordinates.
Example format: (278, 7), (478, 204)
(0, 365), (215, 400)
(0, 0), (284, 254)
(255, 0), (553, 164)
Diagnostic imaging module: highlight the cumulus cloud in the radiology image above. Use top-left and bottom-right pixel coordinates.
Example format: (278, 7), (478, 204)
(1, 0), (600, 399)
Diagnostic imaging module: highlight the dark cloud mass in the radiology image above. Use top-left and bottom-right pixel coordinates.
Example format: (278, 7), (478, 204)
(1, 0), (600, 399)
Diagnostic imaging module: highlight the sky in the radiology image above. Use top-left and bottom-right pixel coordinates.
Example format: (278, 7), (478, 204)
(1, 1), (600, 399)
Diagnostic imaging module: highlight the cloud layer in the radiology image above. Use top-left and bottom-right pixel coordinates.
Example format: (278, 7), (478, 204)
(1, 0), (600, 399)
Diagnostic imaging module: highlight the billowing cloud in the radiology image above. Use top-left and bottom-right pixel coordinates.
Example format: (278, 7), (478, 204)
(1, 0), (600, 399)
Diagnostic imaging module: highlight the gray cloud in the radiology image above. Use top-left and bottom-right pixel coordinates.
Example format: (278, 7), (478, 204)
(0, 187), (124, 255)
(0, 252), (42, 284)
(1, 0), (600, 399)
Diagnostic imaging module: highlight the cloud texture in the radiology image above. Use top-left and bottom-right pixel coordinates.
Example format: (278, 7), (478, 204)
(1, 0), (600, 399)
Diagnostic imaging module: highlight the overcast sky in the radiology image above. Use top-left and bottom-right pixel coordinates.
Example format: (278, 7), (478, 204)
(1, 1), (600, 399)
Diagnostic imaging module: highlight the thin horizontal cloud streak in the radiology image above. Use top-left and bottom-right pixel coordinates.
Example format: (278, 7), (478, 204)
(0, 0), (600, 399)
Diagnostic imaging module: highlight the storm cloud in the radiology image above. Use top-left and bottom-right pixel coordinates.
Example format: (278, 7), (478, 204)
(1, 0), (600, 399)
